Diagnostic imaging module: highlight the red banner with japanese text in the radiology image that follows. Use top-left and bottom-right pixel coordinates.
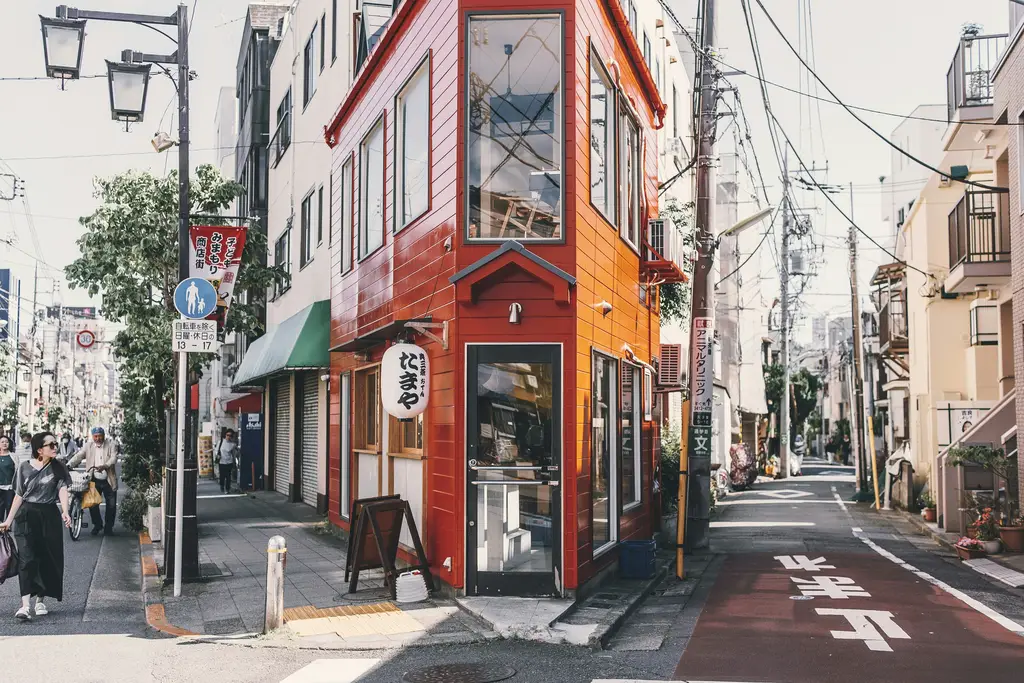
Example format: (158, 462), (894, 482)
(188, 225), (247, 338)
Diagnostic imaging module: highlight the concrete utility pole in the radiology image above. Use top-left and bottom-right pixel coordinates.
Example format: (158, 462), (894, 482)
(778, 151), (791, 479)
(848, 183), (868, 497)
(684, 0), (718, 550)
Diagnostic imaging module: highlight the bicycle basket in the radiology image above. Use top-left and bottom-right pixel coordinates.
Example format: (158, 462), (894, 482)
(69, 472), (91, 493)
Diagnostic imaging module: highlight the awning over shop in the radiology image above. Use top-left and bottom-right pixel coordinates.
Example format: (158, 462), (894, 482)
(224, 392), (263, 413)
(231, 300), (331, 390)
(330, 316), (432, 352)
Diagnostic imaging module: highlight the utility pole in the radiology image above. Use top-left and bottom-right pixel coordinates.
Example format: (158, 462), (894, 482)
(848, 183), (868, 498)
(778, 150), (791, 479)
(684, 0), (718, 550)
(27, 264), (38, 432)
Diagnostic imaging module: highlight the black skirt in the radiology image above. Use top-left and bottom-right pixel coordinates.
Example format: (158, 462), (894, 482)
(14, 502), (64, 601)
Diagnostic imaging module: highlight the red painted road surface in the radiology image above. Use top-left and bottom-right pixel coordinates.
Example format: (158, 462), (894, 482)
(675, 552), (1024, 682)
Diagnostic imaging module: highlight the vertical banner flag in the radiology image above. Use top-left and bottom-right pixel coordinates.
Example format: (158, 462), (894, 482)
(189, 225), (248, 339)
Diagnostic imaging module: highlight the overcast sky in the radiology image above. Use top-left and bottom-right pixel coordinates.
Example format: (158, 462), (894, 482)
(0, 0), (1013, 338)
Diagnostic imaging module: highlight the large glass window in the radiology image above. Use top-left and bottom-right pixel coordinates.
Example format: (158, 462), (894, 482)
(467, 14), (562, 241)
(619, 109), (641, 247)
(360, 119), (385, 257)
(354, 366), (381, 452)
(303, 27), (317, 106)
(592, 352), (617, 553)
(300, 190), (314, 267)
(396, 59), (430, 229)
(273, 228), (291, 297)
(620, 363), (641, 508)
(340, 156), (354, 273)
(590, 53), (615, 222)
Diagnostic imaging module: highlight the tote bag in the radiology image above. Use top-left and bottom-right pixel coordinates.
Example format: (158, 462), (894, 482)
(82, 482), (103, 509)
(0, 530), (18, 583)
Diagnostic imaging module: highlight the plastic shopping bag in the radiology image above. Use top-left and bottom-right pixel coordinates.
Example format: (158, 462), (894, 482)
(82, 482), (103, 509)
(0, 530), (19, 584)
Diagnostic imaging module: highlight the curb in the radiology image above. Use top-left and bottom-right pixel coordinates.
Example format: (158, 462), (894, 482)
(138, 531), (200, 637)
(593, 560), (671, 650)
(898, 510), (957, 550)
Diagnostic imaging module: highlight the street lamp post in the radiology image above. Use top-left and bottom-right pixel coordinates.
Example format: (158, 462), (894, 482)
(40, 3), (197, 592)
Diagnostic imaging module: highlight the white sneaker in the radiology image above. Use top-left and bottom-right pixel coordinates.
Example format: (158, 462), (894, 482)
(33, 601), (47, 616)
(15, 607), (31, 621)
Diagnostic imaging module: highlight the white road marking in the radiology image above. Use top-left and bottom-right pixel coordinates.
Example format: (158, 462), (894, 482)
(279, 659), (380, 683)
(775, 555), (835, 571)
(197, 493), (247, 499)
(815, 608), (910, 652)
(856, 528), (1024, 636)
(716, 499), (840, 506)
(963, 558), (1024, 588)
(792, 576), (871, 599)
(709, 521), (815, 528)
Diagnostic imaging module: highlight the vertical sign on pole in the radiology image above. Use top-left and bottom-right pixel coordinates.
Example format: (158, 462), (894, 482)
(189, 225), (248, 340)
(687, 317), (714, 549)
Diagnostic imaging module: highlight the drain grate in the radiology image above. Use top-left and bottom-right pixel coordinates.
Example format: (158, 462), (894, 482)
(335, 587), (391, 603)
(403, 664), (516, 683)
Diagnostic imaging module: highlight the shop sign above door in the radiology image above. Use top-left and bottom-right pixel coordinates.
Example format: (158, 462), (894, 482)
(381, 343), (430, 419)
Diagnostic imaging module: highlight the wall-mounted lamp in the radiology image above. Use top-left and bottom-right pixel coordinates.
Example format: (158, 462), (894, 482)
(319, 373), (330, 382)
(595, 301), (613, 317)
(509, 303), (522, 324)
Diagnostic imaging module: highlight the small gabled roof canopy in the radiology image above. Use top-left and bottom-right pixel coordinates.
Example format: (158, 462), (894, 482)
(450, 240), (575, 305)
(331, 316), (432, 353)
(232, 300), (331, 390)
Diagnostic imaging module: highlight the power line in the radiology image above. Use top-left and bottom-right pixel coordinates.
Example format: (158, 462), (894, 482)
(0, 140), (323, 162)
(0, 74), (104, 81)
(752, 0), (1007, 194)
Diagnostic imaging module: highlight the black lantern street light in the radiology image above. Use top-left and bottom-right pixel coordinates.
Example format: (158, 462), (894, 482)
(39, 16), (86, 86)
(40, 3), (197, 592)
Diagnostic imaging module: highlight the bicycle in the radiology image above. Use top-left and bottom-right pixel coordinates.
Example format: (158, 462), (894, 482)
(67, 469), (94, 541)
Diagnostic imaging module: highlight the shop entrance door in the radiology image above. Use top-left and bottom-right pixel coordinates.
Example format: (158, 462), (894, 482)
(466, 345), (561, 596)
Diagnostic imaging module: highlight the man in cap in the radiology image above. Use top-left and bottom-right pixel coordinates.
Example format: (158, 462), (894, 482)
(68, 427), (119, 536)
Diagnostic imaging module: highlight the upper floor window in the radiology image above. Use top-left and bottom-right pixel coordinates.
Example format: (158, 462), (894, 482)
(274, 227), (291, 297)
(590, 52), (615, 223)
(360, 118), (385, 258)
(628, 1), (638, 37)
(341, 156), (354, 273)
(643, 32), (651, 69)
(300, 190), (314, 267)
(396, 57), (431, 230)
(467, 14), (562, 241)
(619, 107), (641, 248)
(272, 88), (292, 167)
(303, 26), (318, 106)
(331, 1), (338, 64)
(320, 14), (327, 71)
(318, 185), (325, 245)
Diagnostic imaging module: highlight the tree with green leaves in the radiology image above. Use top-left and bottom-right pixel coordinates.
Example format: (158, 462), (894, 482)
(658, 197), (696, 326)
(64, 165), (286, 476)
(764, 363), (821, 444)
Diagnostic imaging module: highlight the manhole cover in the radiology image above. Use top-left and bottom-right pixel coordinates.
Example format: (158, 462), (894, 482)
(403, 664), (516, 683)
(790, 595), (815, 601)
(336, 587), (391, 603)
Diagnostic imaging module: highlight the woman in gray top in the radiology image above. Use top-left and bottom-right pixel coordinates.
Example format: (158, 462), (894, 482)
(0, 431), (72, 621)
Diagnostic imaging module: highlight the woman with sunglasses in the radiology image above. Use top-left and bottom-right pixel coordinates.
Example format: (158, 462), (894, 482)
(0, 435), (15, 522)
(0, 431), (72, 621)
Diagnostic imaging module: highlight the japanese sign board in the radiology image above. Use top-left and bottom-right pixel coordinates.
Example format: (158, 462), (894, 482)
(689, 317), (714, 418)
(171, 319), (219, 353)
(174, 278), (219, 320)
(189, 225), (248, 337)
(380, 343), (430, 419)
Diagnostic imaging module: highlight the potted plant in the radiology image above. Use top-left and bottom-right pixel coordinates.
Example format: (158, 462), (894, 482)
(975, 507), (1001, 554)
(919, 491), (936, 523)
(144, 483), (163, 542)
(954, 536), (986, 560)
(1000, 514), (1024, 553)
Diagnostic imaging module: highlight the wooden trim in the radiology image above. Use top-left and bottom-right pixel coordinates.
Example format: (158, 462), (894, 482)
(354, 448), (382, 456)
(389, 450), (426, 462)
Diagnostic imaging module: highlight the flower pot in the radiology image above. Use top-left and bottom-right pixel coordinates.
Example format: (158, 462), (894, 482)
(982, 539), (1001, 554)
(923, 507), (936, 523)
(998, 526), (1024, 553)
(955, 546), (985, 560)
(147, 506), (163, 542)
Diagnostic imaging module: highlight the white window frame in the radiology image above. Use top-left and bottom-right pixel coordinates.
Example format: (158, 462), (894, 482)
(592, 349), (619, 556)
(589, 48), (616, 224)
(359, 117), (385, 259)
(300, 189), (314, 267)
(395, 55), (431, 231)
(619, 103), (641, 250)
(621, 361), (642, 511)
(341, 155), (354, 273)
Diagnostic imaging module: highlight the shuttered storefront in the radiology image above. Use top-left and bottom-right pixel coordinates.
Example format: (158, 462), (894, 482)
(299, 373), (319, 506)
(273, 377), (291, 495)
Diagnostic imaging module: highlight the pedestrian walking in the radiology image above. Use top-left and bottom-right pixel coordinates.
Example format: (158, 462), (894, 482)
(67, 427), (118, 536)
(58, 433), (75, 460)
(14, 432), (32, 465)
(0, 436), (15, 523)
(217, 429), (238, 493)
(0, 431), (73, 621)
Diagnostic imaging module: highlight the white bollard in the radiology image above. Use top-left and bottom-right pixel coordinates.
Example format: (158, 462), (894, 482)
(264, 535), (286, 633)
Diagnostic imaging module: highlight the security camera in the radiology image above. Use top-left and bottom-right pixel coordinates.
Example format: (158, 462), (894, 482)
(319, 373), (330, 382)
(151, 132), (178, 153)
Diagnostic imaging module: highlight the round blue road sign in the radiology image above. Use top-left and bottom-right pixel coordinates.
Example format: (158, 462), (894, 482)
(174, 278), (218, 320)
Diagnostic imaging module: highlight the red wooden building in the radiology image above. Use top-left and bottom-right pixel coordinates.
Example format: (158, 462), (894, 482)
(324, 0), (684, 597)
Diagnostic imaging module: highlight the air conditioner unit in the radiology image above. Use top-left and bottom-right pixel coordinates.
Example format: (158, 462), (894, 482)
(657, 343), (683, 388)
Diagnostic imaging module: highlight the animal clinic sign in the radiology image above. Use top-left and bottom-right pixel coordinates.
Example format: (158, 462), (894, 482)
(381, 343), (430, 419)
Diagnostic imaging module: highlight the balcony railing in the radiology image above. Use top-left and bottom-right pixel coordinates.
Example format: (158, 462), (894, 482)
(269, 112), (291, 168)
(643, 217), (689, 283)
(946, 33), (1007, 122)
(948, 190), (1010, 268)
(879, 298), (908, 354)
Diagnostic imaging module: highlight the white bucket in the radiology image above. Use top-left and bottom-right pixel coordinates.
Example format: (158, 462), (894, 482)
(395, 570), (429, 603)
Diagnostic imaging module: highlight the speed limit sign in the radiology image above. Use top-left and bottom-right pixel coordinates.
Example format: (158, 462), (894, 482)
(76, 329), (96, 349)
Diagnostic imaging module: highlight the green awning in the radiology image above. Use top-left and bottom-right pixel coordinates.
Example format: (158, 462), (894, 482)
(232, 300), (331, 390)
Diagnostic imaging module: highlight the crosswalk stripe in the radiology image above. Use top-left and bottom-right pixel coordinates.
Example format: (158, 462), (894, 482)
(280, 659), (380, 683)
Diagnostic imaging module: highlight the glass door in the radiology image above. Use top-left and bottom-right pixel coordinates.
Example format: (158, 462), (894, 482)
(466, 345), (561, 596)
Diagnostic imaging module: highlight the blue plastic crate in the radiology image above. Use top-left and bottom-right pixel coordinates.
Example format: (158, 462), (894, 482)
(618, 539), (657, 579)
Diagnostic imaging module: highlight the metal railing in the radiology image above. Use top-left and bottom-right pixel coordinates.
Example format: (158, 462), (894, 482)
(948, 190), (1011, 268)
(879, 298), (908, 349)
(946, 33), (1007, 122)
(269, 111), (291, 168)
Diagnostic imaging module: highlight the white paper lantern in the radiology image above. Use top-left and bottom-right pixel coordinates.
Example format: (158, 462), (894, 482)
(381, 343), (430, 419)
